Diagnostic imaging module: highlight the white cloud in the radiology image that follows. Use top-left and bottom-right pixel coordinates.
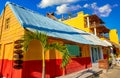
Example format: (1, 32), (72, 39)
(91, 2), (97, 9)
(112, 4), (118, 7)
(83, 2), (118, 17)
(56, 4), (69, 14)
(37, 0), (78, 8)
(56, 4), (81, 15)
(70, 5), (81, 11)
(83, 3), (89, 8)
(98, 4), (112, 17)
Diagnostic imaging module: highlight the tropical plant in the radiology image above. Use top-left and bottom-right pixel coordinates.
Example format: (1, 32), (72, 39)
(23, 30), (70, 78)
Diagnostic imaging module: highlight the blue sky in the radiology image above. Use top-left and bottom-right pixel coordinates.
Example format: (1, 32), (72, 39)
(0, 0), (120, 41)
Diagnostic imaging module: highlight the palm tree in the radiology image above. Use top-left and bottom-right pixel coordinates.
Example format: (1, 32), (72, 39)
(23, 30), (70, 78)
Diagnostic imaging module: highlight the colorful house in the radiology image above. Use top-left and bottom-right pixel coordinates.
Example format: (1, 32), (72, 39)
(63, 11), (120, 59)
(62, 12), (119, 42)
(0, 2), (110, 78)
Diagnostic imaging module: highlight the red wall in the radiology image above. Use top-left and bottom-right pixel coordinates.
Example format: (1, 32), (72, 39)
(0, 59), (22, 78)
(0, 59), (63, 78)
(103, 54), (108, 59)
(0, 57), (92, 78)
(65, 57), (92, 74)
(22, 59), (63, 78)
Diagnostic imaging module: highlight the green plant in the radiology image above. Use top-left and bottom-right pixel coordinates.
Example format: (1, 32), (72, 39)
(23, 30), (70, 78)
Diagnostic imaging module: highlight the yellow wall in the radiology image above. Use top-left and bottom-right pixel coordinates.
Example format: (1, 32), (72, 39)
(63, 11), (120, 59)
(0, 16), (2, 37)
(63, 12), (91, 32)
(23, 38), (64, 61)
(24, 40), (43, 61)
(3, 42), (14, 60)
(0, 5), (91, 62)
(0, 5), (25, 60)
(23, 38), (91, 60)
(63, 11), (119, 45)
(47, 39), (64, 60)
(0, 4), (66, 61)
(47, 39), (91, 60)
(109, 29), (119, 44)
(80, 44), (90, 57)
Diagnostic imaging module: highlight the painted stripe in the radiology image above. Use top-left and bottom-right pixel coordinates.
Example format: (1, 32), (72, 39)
(65, 57), (92, 74)
(0, 59), (63, 78)
(0, 59), (22, 78)
(0, 57), (92, 78)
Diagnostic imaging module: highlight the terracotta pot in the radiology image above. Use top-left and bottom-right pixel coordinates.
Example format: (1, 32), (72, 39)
(14, 50), (24, 54)
(14, 40), (24, 44)
(13, 65), (23, 69)
(14, 44), (23, 49)
(14, 60), (23, 64)
(13, 54), (23, 58)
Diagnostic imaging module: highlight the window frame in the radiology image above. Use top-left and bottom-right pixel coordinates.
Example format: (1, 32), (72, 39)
(65, 44), (82, 57)
(4, 18), (10, 30)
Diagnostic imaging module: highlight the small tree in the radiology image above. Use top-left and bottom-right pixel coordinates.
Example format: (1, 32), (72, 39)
(23, 30), (70, 78)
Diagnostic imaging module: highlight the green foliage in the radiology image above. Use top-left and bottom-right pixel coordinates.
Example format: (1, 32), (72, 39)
(23, 31), (47, 51)
(23, 30), (70, 68)
(46, 43), (70, 68)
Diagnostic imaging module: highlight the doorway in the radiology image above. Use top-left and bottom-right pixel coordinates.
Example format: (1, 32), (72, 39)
(90, 46), (103, 67)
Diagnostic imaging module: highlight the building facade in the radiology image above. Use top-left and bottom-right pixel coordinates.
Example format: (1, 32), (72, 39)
(0, 2), (111, 78)
(63, 11), (120, 59)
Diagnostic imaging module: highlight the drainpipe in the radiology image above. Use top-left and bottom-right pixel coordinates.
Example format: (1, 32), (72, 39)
(86, 17), (90, 28)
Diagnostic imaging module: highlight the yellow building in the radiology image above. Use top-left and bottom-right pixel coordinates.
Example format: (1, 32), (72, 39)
(63, 12), (119, 42)
(0, 2), (112, 78)
(63, 12), (109, 37)
(109, 29), (119, 44)
(63, 11), (120, 56)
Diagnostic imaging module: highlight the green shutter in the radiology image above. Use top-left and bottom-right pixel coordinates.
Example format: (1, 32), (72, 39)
(65, 44), (80, 56)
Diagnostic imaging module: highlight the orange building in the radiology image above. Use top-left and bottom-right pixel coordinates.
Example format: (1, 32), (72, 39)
(0, 2), (111, 78)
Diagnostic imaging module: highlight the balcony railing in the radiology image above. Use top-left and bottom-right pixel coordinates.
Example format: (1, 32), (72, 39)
(97, 33), (109, 39)
(89, 23), (105, 28)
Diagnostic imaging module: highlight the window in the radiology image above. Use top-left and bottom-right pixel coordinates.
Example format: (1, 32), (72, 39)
(65, 44), (81, 57)
(84, 17), (87, 28)
(5, 18), (10, 30)
(91, 46), (102, 63)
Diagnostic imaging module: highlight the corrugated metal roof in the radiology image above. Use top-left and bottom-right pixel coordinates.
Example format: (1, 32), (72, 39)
(73, 28), (111, 46)
(103, 40), (112, 46)
(105, 39), (120, 49)
(6, 2), (110, 46)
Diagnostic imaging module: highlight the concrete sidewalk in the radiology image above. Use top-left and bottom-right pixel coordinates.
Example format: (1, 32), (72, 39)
(56, 66), (120, 78)
(56, 67), (102, 78)
(99, 66), (120, 78)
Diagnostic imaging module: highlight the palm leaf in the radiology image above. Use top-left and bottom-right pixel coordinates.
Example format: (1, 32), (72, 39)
(46, 43), (70, 68)
(23, 30), (47, 51)
(23, 30), (70, 68)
